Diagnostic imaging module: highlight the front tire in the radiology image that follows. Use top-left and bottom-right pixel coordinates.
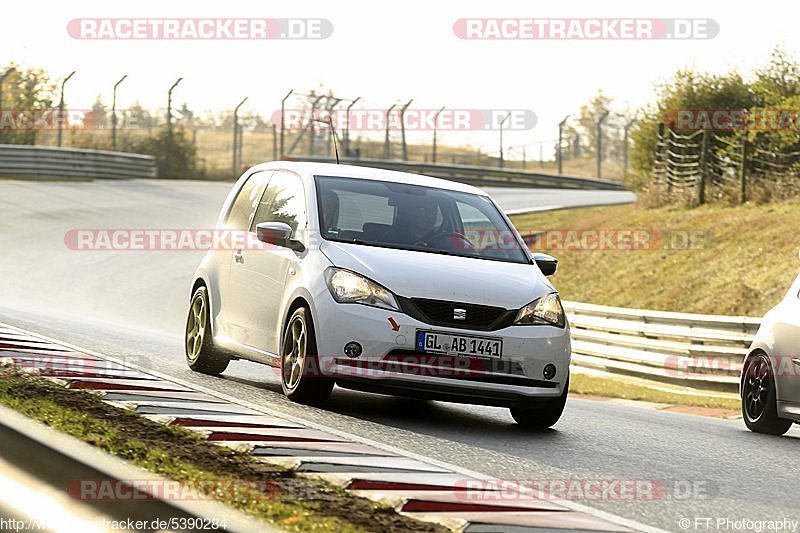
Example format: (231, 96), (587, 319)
(742, 353), (792, 435)
(281, 307), (334, 406)
(510, 377), (569, 428)
(185, 286), (230, 375)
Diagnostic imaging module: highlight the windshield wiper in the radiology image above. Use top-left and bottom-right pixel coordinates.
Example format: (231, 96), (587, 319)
(331, 238), (467, 258)
(424, 247), (457, 256)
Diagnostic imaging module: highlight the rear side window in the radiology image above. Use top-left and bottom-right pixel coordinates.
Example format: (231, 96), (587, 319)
(226, 172), (270, 229)
(250, 172), (307, 238)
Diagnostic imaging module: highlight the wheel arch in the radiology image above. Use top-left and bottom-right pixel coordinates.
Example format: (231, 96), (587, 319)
(189, 274), (218, 337)
(279, 289), (318, 351)
(741, 348), (783, 401)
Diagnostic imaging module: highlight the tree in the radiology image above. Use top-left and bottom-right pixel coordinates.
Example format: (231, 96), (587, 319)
(748, 49), (800, 175)
(575, 90), (613, 156)
(752, 46), (800, 106)
(89, 94), (108, 129)
(629, 68), (754, 189)
(125, 101), (154, 133)
(0, 63), (56, 145)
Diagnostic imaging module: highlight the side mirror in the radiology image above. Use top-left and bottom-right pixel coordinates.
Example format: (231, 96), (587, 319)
(533, 252), (558, 276)
(256, 222), (293, 247)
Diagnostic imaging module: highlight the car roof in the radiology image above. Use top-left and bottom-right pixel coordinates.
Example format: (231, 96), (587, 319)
(245, 161), (488, 196)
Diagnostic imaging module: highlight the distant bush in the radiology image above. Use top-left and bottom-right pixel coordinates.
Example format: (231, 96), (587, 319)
(630, 46), (800, 198)
(122, 126), (201, 179)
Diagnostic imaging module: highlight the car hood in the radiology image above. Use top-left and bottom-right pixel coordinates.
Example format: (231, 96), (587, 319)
(319, 241), (554, 309)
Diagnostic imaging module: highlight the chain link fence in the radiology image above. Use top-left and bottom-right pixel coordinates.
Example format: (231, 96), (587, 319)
(9, 87), (634, 181)
(650, 124), (800, 204)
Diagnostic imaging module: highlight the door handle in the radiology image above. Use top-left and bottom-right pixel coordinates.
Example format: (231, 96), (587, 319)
(234, 250), (244, 264)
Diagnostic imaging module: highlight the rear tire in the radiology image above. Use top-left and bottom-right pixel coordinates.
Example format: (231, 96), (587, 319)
(742, 353), (792, 436)
(281, 307), (334, 406)
(510, 377), (569, 428)
(185, 286), (230, 375)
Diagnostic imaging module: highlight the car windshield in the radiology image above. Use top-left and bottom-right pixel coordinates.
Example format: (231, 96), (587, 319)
(315, 175), (530, 264)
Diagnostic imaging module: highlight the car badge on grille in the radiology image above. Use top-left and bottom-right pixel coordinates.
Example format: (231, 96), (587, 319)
(453, 308), (467, 320)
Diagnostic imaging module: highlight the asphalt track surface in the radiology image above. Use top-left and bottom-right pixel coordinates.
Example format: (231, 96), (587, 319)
(0, 178), (797, 532)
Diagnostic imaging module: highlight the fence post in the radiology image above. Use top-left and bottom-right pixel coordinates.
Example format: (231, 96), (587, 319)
(232, 97), (248, 175)
(739, 136), (748, 204)
(272, 124), (278, 161)
(655, 123), (671, 194)
(557, 116), (569, 175)
(596, 110), (610, 179)
(400, 98), (413, 161)
(697, 129), (709, 205)
(238, 123), (244, 171)
(383, 103), (396, 159)
(623, 118), (636, 179)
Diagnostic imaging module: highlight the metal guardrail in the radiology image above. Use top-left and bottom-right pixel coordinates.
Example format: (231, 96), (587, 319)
(0, 403), (268, 532)
(290, 156), (626, 191)
(0, 144), (157, 179)
(564, 301), (760, 394)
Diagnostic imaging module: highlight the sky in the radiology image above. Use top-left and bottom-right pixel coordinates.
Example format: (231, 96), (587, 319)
(3, 0), (798, 154)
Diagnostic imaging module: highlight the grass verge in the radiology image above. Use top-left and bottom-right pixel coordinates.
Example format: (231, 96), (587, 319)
(511, 200), (800, 316)
(0, 365), (445, 533)
(569, 373), (740, 411)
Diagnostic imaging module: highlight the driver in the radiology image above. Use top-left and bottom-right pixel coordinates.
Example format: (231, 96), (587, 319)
(379, 195), (439, 246)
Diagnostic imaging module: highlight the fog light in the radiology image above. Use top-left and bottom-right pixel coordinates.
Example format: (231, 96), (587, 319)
(344, 342), (362, 358)
(543, 364), (557, 380)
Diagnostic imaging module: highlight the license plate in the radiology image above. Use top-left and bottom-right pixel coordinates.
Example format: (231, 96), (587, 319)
(415, 330), (503, 358)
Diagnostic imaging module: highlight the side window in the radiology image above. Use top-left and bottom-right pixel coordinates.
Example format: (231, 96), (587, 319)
(250, 172), (307, 239)
(456, 200), (514, 259)
(457, 201), (494, 236)
(226, 172), (270, 230)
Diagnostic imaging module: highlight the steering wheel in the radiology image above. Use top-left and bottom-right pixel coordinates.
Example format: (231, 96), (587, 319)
(425, 231), (475, 251)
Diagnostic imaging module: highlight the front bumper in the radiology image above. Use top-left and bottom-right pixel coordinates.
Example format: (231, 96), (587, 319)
(313, 293), (571, 407)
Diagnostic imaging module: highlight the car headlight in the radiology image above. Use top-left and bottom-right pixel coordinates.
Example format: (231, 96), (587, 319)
(514, 293), (566, 328)
(324, 268), (400, 311)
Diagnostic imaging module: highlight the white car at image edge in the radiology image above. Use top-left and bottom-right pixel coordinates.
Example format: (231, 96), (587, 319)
(741, 267), (800, 435)
(185, 162), (571, 427)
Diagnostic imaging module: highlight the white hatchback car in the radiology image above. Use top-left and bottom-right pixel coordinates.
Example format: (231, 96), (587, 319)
(741, 269), (800, 435)
(185, 162), (571, 427)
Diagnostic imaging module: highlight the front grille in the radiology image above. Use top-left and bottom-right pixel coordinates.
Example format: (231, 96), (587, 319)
(398, 297), (516, 331)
